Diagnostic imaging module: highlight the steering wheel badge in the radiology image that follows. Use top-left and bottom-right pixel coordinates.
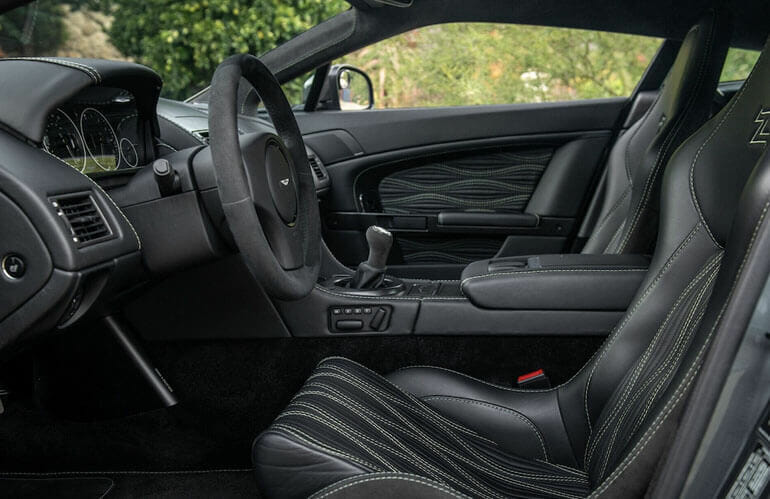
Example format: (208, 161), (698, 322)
(264, 141), (298, 226)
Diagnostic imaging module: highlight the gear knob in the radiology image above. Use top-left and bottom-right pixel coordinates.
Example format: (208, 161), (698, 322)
(365, 225), (393, 270)
(349, 226), (393, 289)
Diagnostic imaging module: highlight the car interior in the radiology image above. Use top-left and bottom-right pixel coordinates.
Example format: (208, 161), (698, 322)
(1, 0), (770, 497)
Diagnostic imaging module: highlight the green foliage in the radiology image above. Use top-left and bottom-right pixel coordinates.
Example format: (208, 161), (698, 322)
(721, 48), (761, 82)
(0, 3), (762, 106)
(0, 0), (66, 57)
(102, 0), (347, 100)
(339, 24), (663, 108)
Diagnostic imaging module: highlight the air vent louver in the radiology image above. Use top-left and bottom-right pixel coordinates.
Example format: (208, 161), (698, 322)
(308, 155), (326, 180)
(192, 130), (210, 144)
(52, 193), (112, 246)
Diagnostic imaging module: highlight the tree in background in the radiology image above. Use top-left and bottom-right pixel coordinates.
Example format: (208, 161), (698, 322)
(0, 0), (65, 57)
(721, 48), (761, 81)
(339, 24), (663, 108)
(0, 0), (345, 100)
(0, 2), (763, 104)
(99, 0), (346, 100)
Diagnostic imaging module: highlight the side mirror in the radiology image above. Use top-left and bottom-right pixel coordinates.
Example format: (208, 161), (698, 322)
(305, 65), (374, 111)
(335, 66), (373, 110)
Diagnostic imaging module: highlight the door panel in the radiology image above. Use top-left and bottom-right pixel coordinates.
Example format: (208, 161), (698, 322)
(296, 99), (625, 277)
(298, 98), (625, 158)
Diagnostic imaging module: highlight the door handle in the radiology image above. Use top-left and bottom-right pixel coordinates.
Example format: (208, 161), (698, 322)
(437, 211), (539, 228)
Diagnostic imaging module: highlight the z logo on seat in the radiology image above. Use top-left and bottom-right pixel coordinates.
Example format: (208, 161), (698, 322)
(750, 108), (770, 146)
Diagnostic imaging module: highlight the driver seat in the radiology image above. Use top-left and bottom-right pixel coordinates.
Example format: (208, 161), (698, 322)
(252, 32), (770, 499)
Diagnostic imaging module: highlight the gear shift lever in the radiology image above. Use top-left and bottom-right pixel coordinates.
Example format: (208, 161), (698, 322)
(349, 226), (393, 289)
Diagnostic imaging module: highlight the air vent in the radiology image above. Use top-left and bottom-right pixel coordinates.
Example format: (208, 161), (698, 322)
(51, 193), (113, 247)
(192, 130), (210, 144)
(308, 155), (326, 180)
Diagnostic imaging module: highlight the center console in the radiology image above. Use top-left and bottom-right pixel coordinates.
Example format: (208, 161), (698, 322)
(275, 225), (650, 338)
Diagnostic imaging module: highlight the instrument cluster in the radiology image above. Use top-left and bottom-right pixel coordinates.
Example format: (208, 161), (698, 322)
(42, 87), (146, 174)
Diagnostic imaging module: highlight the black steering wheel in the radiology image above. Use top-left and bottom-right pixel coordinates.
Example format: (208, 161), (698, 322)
(208, 54), (320, 300)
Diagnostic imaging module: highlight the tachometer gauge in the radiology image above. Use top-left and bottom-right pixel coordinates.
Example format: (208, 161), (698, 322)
(80, 107), (119, 172)
(42, 110), (87, 172)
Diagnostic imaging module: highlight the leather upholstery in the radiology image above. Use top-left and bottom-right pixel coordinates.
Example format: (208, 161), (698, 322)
(253, 14), (770, 499)
(581, 9), (730, 255)
(460, 254), (650, 310)
(308, 473), (471, 498)
(254, 357), (592, 498)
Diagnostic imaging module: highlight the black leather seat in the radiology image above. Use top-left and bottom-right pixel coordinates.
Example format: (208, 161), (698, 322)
(253, 21), (770, 499)
(580, 9), (729, 255)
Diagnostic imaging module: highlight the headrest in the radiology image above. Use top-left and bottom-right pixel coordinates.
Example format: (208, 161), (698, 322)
(691, 35), (770, 245)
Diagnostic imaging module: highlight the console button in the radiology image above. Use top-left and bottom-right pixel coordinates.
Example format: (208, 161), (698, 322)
(370, 308), (387, 330)
(2, 254), (25, 279)
(336, 320), (364, 331)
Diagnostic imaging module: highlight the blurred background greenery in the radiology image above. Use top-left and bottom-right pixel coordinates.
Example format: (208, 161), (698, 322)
(0, 0), (760, 105)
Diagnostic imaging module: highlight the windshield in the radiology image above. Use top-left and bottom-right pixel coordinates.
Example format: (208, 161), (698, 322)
(0, 0), (348, 100)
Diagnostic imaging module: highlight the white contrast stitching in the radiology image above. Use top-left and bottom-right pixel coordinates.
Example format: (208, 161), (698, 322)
(1, 57), (102, 83)
(688, 39), (769, 249)
(589, 199), (770, 497)
(583, 223), (702, 431)
(584, 253), (721, 467)
(460, 268), (648, 289)
(310, 473), (470, 499)
(422, 395), (550, 462)
(616, 20), (715, 253)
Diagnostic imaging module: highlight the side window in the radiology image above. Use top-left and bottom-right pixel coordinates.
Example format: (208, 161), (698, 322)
(720, 48), (761, 82)
(336, 23), (661, 109)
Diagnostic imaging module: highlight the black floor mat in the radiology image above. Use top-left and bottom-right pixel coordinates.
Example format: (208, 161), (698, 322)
(0, 470), (259, 498)
(0, 476), (113, 498)
(0, 336), (602, 473)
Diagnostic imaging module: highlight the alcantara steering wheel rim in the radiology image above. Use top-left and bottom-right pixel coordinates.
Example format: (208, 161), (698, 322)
(208, 54), (320, 300)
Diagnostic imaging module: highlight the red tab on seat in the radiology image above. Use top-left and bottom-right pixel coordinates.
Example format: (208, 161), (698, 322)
(517, 369), (545, 383)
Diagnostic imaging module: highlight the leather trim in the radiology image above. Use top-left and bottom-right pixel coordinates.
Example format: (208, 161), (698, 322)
(309, 473), (470, 499)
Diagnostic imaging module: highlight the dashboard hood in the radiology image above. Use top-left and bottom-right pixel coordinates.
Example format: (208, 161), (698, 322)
(0, 58), (162, 143)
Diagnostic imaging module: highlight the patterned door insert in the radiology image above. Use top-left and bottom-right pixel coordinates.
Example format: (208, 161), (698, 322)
(378, 148), (553, 214)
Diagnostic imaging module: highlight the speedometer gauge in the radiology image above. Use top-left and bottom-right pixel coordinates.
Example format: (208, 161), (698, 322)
(42, 110), (86, 172)
(80, 108), (119, 172)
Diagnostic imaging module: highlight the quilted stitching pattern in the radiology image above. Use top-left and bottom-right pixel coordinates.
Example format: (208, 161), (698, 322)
(378, 150), (552, 215)
(264, 357), (590, 499)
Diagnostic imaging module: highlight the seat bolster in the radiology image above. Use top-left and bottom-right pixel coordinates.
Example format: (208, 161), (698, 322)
(308, 473), (469, 499)
(387, 366), (579, 466)
(253, 430), (367, 499)
(419, 395), (549, 462)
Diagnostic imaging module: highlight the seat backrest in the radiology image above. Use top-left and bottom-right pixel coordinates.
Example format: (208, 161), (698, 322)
(581, 9), (730, 255)
(557, 33), (770, 490)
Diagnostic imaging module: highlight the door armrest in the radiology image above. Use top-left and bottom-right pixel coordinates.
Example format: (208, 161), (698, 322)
(461, 254), (650, 310)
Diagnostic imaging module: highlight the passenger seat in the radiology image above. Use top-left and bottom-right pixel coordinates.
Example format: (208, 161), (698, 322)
(580, 8), (730, 255)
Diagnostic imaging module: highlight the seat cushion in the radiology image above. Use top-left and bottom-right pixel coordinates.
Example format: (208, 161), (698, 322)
(387, 365), (579, 466)
(253, 357), (591, 499)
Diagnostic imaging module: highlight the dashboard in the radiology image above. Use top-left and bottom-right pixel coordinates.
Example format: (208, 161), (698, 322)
(0, 56), (328, 355)
(42, 86), (147, 174)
